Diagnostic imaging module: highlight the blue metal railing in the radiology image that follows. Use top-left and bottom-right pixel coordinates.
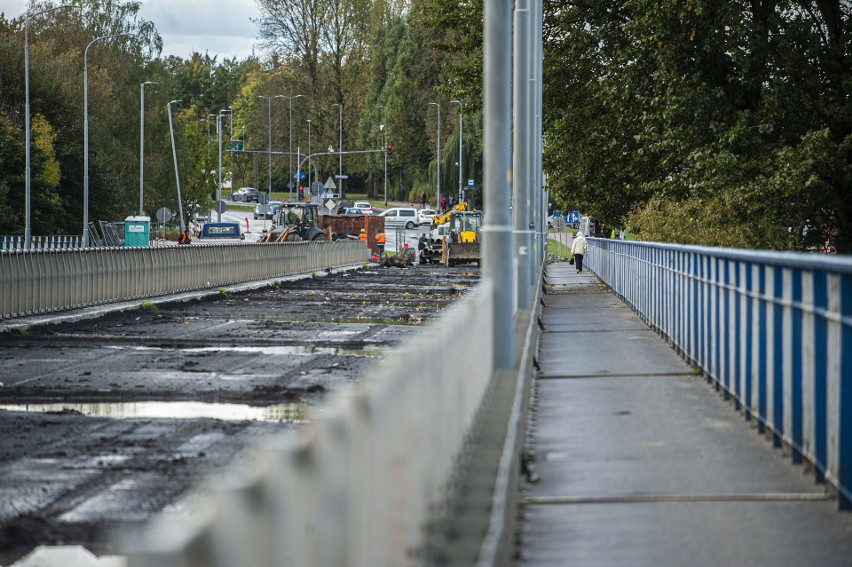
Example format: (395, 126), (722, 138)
(586, 239), (852, 509)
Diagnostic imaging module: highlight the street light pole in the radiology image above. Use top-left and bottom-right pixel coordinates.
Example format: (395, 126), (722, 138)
(24, 4), (74, 249)
(333, 103), (343, 196)
(429, 102), (441, 210)
(257, 95), (283, 202)
(307, 119), (312, 197)
(217, 109), (232, 222)
(139, 81), (157, 216)
(83, 33), (133, 247)
(381, 124), (387, 206)
(283, 95), (305, 199)
(167, 99), (186, 233)
(451, 100), (463, 203)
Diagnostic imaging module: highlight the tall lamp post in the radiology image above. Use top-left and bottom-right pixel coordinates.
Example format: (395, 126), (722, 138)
(307, 119), (312, 197)
(139, 81), (157, 216)
(24, 4), (74, 249)
(333, 103), (343, 196)
(380, 124), (387, 206)
(217, 108), (232, 222)
(429, 102), (441, 209)
(83, 33), (133, 247)
(167, 99), (187, 234)
(280, 95), (305, 199)
(451, 100), (463, 203)
(257, 94), (285, 202)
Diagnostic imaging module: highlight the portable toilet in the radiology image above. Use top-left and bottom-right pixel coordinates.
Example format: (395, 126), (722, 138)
(124, 216), (151, 247)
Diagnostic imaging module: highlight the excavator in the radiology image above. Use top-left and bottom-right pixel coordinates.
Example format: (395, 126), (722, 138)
(430, 202), (482, 267)
(259, 203), (329, 242)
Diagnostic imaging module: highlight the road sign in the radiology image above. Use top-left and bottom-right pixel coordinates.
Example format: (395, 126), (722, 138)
(325, 199), (337, 212)
(155, 207), (173, 223)
(214, 200), (228, 214)
(567, 211), (580, 224)
(324, 177), (337, 190)
(334, 174), (349, 180)
(292, 172), (307, 180)
(312, 181), (324, 195)
(467, 178), (474, 188)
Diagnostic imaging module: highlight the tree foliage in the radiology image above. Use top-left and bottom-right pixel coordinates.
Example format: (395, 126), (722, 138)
(544, 0), (852, 251)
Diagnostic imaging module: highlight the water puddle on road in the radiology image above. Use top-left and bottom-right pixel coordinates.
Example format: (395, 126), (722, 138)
(0, 401), (310, 422)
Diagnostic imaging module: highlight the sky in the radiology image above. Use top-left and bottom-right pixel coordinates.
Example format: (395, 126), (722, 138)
(1, 0), (262, 61)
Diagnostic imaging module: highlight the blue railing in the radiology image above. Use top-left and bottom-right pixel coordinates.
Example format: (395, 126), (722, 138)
(586, 239), (852, 508)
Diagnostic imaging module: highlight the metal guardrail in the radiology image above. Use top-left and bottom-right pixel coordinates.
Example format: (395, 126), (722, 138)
(0, 235), (83, 250)
(0, 241), (369, 320)
(124, 279), (497, 567)
(586, 239), (852, 509)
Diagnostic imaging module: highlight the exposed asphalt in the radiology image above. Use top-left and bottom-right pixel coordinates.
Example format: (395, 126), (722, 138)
(0, 263), (479, 563)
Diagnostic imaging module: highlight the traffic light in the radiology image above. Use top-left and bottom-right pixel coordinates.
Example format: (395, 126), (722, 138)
(386, 144), (393, 158)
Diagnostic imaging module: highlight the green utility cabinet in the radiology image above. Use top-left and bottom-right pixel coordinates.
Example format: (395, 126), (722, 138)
(124, 216), (151, 247)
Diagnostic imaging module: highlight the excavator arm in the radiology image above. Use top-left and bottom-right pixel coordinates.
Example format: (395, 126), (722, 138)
(431, 201), (469, 228)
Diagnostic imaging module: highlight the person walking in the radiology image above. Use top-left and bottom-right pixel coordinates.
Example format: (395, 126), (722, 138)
(421, 192), (427, 209)
(375, 230), (386, 255)
(571, 231), (588, 273)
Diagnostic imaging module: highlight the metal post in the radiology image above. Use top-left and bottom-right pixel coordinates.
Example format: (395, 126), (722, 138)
(513, 0), (531, 311)
(140, 81), (157, 216)
(24, 5), (73, 249)
(429, 102), (441, 209)
(382, 125), (388, 206)
(451, 100), (463, 203)
(167, 100), (186, 233)
(333, 103), (343, 196)
(286, 95), (305, 197)
(483, 0), (515, 368)
(83, 33), (131, 248)
(217, 114), (222, 222)
(307, 119), (312, 199)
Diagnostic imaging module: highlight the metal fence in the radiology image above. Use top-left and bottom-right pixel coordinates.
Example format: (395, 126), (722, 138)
(124, 279), (498, 567)
(0, 241), (369, 320)
(0, 235), (83, 250)
(586, 239), (852, 508)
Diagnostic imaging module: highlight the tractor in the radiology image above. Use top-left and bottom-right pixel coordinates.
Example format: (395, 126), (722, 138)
(259, 203), (329, 242)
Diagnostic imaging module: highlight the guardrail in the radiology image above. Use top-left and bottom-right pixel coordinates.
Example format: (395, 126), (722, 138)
(123, 279), (499, 566)
(586, 239), (852, 508)
(0, 235), (83, 250)
(0, 241), (369, 320)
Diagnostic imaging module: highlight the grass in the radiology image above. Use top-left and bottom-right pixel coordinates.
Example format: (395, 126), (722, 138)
(140, 301), (159, 312)
(548, 238), (573, 258)
(219, 289), (232, 297)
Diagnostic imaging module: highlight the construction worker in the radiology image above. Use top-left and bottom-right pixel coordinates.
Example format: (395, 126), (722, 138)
(359, 228), (367, 244)
(375, 230), (386, 255)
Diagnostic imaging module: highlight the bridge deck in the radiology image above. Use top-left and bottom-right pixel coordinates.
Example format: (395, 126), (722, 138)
(518, 263), (852, 566)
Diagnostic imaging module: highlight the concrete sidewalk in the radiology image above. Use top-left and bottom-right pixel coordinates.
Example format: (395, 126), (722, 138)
(517, 262), (852, 566)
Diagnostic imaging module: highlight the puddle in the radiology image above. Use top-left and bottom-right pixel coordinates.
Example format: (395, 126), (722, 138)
(0, 401), (310, 422)
(109, 345), (385, 357)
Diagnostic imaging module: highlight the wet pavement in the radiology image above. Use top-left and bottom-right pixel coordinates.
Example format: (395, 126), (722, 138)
(518, 262), (852, 566)
(0, 263), (479, 562)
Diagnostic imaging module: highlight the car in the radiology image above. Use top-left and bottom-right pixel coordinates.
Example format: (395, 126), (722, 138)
(417, 208), (437, 226)
(335, 200), (354, 215)
(254, 200), (283, 220)
(343, 207), (364, 215)
(379, 207), (419, 229)
(353, 201), (373, 215)
(232, 187), (260, 203)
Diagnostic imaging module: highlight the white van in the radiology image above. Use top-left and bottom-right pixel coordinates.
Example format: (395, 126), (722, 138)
(379, 207), (419, 229)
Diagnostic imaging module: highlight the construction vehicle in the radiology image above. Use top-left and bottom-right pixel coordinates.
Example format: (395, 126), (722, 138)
(260, 203), (329, 242)
(430, 202), (482, 267)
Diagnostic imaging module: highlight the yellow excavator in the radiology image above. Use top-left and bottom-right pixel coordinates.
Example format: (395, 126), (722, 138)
(430, 202), (482, 267)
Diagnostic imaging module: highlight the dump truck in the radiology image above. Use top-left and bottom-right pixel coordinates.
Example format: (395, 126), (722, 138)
(431, 202), (482, 267)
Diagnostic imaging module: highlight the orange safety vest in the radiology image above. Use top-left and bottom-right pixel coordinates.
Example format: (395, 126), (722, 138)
(360, 232), (367, 242)
(375, 232), (386, 244)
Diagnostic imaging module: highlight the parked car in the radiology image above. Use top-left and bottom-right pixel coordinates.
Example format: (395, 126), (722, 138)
(232, 187), (260, 202)
(379, 207), (419, 229)
(254, 200), (283, 220)
(417, 208), (437, 226)
(335, 200), (354, 215)
(353, 201), (373, 215)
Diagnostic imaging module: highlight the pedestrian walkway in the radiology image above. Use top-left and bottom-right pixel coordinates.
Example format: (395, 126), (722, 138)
(518, 262), (852, 566)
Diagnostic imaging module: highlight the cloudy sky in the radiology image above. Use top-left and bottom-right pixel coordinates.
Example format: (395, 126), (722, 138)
(1, 0), (262, 60)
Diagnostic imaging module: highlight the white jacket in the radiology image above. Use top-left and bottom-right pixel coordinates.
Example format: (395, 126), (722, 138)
(571, 234), (587, 255)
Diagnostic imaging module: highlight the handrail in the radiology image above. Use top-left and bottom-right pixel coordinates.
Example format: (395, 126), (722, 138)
(586, 238), (852, 509)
